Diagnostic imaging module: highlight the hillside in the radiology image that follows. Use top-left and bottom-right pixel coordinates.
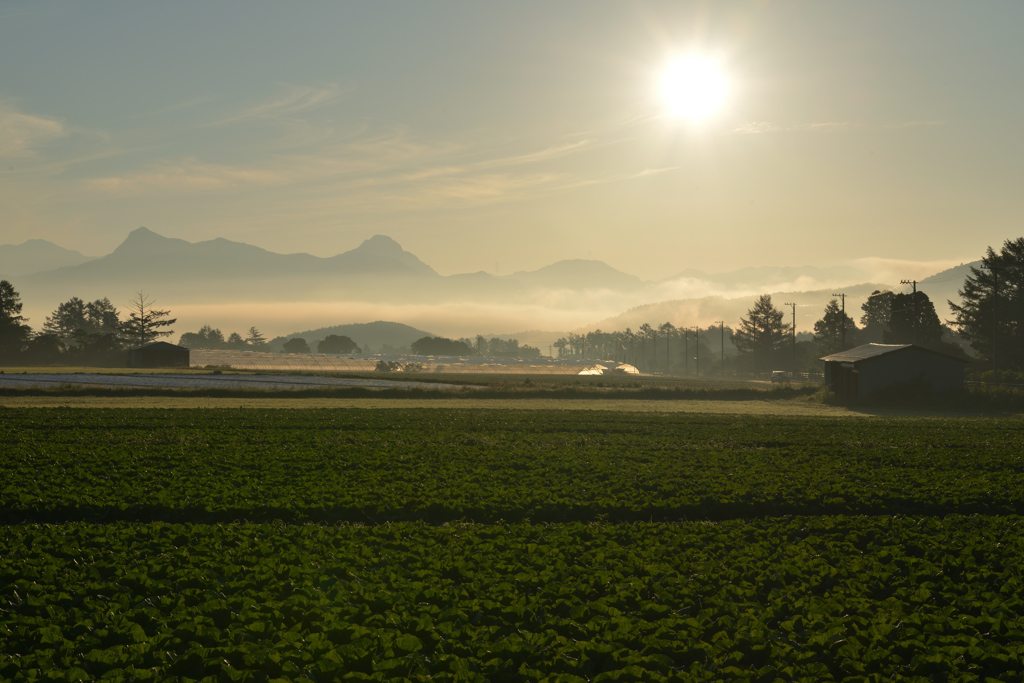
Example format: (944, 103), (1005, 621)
(0, 239), (94, 278)
(267, 321), (434, 353)
(589, 282), (894, 334)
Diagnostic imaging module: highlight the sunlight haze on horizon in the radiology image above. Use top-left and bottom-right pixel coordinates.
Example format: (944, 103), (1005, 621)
(1, 1), (1022, 280)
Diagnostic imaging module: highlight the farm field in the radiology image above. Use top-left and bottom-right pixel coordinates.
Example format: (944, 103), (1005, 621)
(0, 395), (869, 416)
(3, 408), (1024, 680)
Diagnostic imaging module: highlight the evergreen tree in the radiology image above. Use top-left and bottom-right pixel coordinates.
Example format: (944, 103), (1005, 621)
(245, 326), (267, 348)
(732, 295), (791, 372)
(950, 237), (1024, 372)
(84, 298), (121, 336)
(121, 291), (176, 347)
(318, 334), (360, 354)
(859, 290), (893, 344)
(225, 332), (247, 350)
(659, 322), (676, 372)
(44, 297), (121, 342)
(42, 297), (88, 339)
(814, 299), (860, 355)
(885, 291), (944, 346)
(0, 280), (32, 358)
(282, 337), (311, 354)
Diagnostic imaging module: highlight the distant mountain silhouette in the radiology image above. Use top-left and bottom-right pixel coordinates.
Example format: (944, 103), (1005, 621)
(920, 260), (983, 316)
(590, 282), (893, 334)
(18, 228), (640, 303)
(267, 320), (433, 352)
(510, 260), (645, 291)
(337, 235), (437, 276)
(664, 264), (867, 289)
(14, 227), (985, 341)
(19, 227), (440, 301)
(0, 239), (94, 278)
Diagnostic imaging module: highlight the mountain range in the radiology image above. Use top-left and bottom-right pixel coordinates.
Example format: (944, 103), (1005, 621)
(3, 227), (983, 344)
(0, 240), (95, 278)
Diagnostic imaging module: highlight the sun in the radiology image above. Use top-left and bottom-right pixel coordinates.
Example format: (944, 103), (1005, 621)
(660, 55), (729, 122)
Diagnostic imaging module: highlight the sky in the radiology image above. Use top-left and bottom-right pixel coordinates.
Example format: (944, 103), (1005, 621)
(1, 1), (1023, 281)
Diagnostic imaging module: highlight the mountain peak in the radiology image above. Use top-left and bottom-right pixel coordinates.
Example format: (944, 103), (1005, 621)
(0, 239), (95, 277)
(334, 235), (438, 276)
(123, 226), (163, 241)
(112, 227), (191, 255)
(354, 235), (405, 254)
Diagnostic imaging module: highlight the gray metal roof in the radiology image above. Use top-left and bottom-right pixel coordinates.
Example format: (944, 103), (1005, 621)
(819, 343), (967, 364)
(133, 341), (188, 351)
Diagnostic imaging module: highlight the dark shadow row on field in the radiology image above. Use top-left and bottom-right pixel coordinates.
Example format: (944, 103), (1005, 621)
(5, 499), (1024, 526)
(2, 395), (1020, 418)
(0, 384), (817, 401)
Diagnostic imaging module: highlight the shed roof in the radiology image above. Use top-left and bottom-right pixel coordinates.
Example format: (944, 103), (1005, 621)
(819, 343), (967, 364)
(131, 341), (188, 351)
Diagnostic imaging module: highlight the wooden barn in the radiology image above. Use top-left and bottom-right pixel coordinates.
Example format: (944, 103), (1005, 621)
(820, 343), (966, 400)
(127, 341), (190, 369)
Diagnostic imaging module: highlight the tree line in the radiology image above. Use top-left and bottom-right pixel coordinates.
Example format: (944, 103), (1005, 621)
(272, 335), (541, 358)
(177, 325), (269, 351)
(0, 283), (179, 365)
(552, 237), (1023, 376)
(2, 237), (1020, 374)
(553, 324), (729, 374)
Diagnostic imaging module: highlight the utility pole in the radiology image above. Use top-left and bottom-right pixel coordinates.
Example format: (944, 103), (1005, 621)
(784, 302), (796, 374)
(694, 326), (699, 377)
(900, 280), (918, 345)
(684, 328), (689, 376)
(989, 267), (1002, 385)
(716, 321), (724, 378)
(666, 327), (671, 375)
(831, 293), (847, 350)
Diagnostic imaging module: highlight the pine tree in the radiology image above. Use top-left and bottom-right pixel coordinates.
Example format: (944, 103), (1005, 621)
(0, 280), (32, 357)
(732, 295), (791, 372)
(859, 290), (893, 343)
(121, 291), (176, 347)
(245, 327), (267, 348)
(884, 291), (943, 346)
(950, 237), (1024, 371)
(814, 299), (860, 355)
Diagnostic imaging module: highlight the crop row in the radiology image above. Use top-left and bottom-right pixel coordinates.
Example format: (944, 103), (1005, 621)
(3, 516), (1024, 681)
(2, 408), (1023, 523)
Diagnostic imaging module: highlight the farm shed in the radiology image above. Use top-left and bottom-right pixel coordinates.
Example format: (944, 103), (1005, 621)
(127, 341), (190, 369)
(820, 343), (966, 400)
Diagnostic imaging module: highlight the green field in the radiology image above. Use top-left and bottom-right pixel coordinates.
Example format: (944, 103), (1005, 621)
(3, 408), (1024, 680)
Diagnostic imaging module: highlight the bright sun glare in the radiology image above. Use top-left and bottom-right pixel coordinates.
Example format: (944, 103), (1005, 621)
(661, 55), (728, 122)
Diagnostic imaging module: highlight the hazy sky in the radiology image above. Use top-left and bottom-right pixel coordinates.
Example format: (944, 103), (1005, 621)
(2, 1), (1022, 279)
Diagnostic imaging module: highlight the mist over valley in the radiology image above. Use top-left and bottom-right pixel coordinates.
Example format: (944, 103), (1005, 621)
(6, 227), (976, 352)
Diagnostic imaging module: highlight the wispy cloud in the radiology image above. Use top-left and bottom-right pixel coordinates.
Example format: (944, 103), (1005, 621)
(0, 102), (66, 158)
(83, 121), (660, 208)
(734, 119), (943, 135)
(213, 84), (346, 125)
(84, 159), (287, 193)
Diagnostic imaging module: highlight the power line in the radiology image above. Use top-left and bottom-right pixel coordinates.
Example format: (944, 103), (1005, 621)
(899, 280), (918, 345)
(831, 293), (847, 350)
(784, 302), (797, 372)
(715, 321), (724, 378)
(986, 265), (1007, 385)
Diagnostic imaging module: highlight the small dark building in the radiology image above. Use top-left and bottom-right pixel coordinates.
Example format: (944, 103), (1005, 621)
(820, 343), (966, 400)
(128, 341), (190, 369)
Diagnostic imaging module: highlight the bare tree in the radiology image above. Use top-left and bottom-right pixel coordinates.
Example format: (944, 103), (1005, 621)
(121, 291), (176, 347)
